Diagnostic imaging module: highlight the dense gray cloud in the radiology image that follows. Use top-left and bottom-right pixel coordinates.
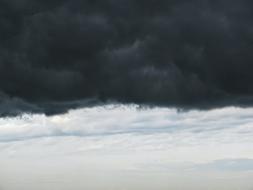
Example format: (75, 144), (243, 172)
(1, 0), (253, 115)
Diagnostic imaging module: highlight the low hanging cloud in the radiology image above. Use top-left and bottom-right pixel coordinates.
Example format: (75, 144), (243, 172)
(1, 105), (253, 145)
(1, 0), (253, 116)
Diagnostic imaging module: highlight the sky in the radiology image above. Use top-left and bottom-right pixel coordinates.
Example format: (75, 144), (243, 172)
(1, 0), (253, 190)
(1, 105), (253, 190)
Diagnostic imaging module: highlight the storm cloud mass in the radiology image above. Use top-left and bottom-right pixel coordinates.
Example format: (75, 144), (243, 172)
(1, 0), (253, 116)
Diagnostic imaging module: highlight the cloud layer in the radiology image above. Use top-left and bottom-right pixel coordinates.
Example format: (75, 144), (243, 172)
(1, 105), (253, 160)
(1, 106), (253, 189)
(1, 0), (253, 115)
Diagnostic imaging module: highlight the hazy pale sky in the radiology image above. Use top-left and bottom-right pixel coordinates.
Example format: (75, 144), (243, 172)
(0, 105), (253, 190)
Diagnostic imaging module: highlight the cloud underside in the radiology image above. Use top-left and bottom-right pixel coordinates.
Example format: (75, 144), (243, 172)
(1, 0), (253, 116)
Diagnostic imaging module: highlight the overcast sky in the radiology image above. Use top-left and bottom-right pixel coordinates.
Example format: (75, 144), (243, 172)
(1, 0), (253, 189)
(1, 0), (253, 116)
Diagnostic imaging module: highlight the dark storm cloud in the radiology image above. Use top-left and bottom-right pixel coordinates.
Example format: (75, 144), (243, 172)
(1, 0), (253, 116)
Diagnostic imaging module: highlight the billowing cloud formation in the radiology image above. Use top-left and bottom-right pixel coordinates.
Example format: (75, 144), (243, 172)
(1, 0), (253, 115)
(0, 105), (252, 143)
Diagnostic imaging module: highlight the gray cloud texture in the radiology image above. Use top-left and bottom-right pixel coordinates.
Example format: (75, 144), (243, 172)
(1, 0), (253, 115)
